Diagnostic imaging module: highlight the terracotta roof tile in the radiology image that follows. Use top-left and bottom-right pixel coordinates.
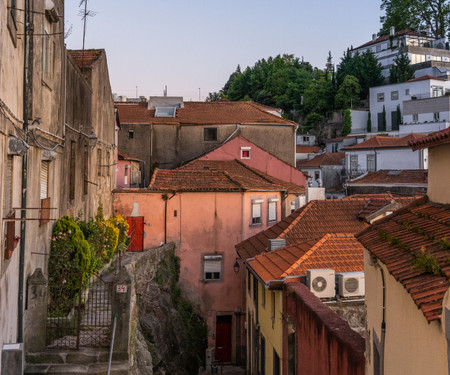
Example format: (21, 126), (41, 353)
(408, 75), (447, 82)
(296, 145), (320, 154)
(356, 197), (450, 322)
(410, 128), (450, 150)
(68, 49), (104, 69)
(342, 134), (426, 150)
(118, 152), (144, 162)
(348, 170), (428, 185)
(149, 159), (305, 193)
(115, 101), (296, 126)
(237, 196), (416, 260)
(296, 153), (344, 168)
(248, 234), (364, 283)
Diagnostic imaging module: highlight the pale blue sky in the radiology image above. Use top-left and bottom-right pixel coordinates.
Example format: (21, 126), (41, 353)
(64, 0), (383, 101)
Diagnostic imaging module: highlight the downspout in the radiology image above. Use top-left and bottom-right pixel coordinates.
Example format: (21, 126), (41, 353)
(18, 0), (33, 343)
(162, 192), (176, 244)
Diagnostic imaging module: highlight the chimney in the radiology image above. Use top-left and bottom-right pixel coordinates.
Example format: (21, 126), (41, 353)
(372, 34), (377, 42)
(306, 185), (325, 203)
(268, 239), (286, 251)
(390, 26), (395, 37)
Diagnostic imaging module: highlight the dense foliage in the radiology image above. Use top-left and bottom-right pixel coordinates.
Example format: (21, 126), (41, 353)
(389, 53), (415, 84)
(380, 0), (450, 38)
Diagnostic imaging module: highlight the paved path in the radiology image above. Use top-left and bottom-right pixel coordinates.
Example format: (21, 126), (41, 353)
(201, 365), (246, 375)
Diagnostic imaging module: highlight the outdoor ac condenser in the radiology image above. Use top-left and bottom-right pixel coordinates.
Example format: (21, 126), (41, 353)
(306, 269), (335, 299)
(337, 271), (365, 298)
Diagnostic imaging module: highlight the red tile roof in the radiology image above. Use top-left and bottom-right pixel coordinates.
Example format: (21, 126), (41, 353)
(118, 152), (143, 162)
(347, 170), (428, 185)
(68, 49), (104, 69)
(237, 196), (418, 260)
(354, 30), (431, 50)
(248, 234), (364, 284)
(356, 197), (450, 322)
(325, 135), (364, 143)
(296, 153), (344, 168)
(149, 159), (305, 193)
(408, 75), (447, 82)
(296, 145), (320, 154)
(410, 128), (450, 150)
(357, 197), (419, 220)
(115, 101), (297, 126)
(342, 134), (426, 150)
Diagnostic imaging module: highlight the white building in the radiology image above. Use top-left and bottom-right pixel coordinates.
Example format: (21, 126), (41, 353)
(352, 28), (450, 79)
(341, 134), (428, 177)
(368, 75), (450, 134)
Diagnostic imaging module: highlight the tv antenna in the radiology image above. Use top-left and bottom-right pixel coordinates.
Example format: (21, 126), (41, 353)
(78, 0), (97, 52)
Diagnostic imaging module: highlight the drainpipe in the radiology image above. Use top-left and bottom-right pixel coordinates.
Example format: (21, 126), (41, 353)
(162, 192), (176, 244)
(18, 0), (33, 343)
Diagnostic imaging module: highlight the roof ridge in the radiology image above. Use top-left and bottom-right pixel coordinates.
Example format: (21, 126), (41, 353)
(221, 169), (244, 190)
(247, 101), (297, 125)
(148, 168), (160, 188)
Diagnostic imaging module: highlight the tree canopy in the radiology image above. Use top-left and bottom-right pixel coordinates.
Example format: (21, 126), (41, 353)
(389, 53), (415, 83)
(380, 0), (450, 38)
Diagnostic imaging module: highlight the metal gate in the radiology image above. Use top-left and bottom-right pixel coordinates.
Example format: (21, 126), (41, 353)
(46, 271), (113, 349)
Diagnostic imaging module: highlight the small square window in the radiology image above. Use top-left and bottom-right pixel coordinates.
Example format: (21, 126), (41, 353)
(128, 130), (134, 139)
(241, 147), (251, 159)
(204, 255), (222, 281)
(204, 128), (217, 142)
(377, 93), (384, 102)
(391, 91), (398, 100)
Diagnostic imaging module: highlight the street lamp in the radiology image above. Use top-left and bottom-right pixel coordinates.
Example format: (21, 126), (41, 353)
(88, 130), (98, 148)
(233, 258), (240, 275)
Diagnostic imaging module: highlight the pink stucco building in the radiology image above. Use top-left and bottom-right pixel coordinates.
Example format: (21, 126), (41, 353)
(113, 159), (305, 364)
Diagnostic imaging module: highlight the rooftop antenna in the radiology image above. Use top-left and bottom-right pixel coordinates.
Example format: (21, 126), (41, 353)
(78, 0), (97, 63)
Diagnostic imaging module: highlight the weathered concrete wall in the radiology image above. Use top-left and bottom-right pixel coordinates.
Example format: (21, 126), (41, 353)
(283, 281), (365, 375)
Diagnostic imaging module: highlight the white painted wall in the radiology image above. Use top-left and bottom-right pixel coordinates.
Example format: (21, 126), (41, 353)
(345, 148), (426, 171)
(350, 110), (369, 133)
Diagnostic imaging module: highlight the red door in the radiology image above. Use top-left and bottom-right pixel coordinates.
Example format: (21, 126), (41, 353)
(127, 216), (144, 252)
(215, 315), (232, 363)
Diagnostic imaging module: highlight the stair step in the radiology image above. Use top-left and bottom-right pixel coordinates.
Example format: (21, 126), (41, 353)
(24, 362), (129, 375)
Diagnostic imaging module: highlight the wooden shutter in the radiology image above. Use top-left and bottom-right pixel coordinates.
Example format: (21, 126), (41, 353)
(40, 161), (49, 199)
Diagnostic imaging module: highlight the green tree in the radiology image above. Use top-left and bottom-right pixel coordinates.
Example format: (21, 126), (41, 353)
(304, 112), (324, 130)
(389, 53), (415, 83)
(380, 0), (450, 38)
(205, 91), (222, 102)
(342, 109), (352, 136)
(382, 105), (387, 131)
(302, 73), (334, 117)
(367, 111), (372, 132)
(222, 65), (241, 96)
(335, 75), (361, 109)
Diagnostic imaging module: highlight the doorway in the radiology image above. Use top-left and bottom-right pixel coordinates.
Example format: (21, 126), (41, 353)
(215, 315), (232, 363)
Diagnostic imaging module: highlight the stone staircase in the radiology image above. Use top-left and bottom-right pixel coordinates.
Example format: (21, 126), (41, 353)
(24, 348), (129, 374)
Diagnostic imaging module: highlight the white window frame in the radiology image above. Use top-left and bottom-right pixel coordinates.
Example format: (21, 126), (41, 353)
(203, 255), (222, 281)
(391, 91), (399, 100)
(268, 198), (278, 223)
(251, 199), (263, 225)
(377, 93), (384, 102)
(350, 155), (358, 173)
(241, 147), (251, 159)
(367, 154), (376, 172)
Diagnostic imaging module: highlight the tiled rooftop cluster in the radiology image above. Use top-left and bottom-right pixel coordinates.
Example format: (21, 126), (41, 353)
(342, 133), (426, 151)
(356, 197), (450, 322)
(148, 159), (305, 193)
(115, 100), (297, 125)
(68, 49), (104, 69)
(348, 170), (428, 185)
(296, 152), (344, 168)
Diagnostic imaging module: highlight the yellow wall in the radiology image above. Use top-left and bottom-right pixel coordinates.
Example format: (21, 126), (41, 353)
(364, 250), (448, 375)
(428, 144), (450, 204)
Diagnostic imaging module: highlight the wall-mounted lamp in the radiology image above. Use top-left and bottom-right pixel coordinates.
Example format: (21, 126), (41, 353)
(88, 130), (98, 148)
(233, 258), (241, 275)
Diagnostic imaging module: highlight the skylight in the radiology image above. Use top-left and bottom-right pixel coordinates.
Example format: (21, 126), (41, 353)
(155, 107), (176, 117)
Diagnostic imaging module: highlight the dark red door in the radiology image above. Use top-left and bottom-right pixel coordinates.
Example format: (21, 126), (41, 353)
(215, 315), (232, 363)
(127, 216), (144, 252)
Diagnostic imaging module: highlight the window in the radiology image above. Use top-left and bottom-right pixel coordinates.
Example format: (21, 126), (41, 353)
(260, 336), (266, 375)
(273, 349), (281, 375)
(367, 154), (376, 172)
(332, 143), (338, 152)
(290, 201), (296, 213)
(7, 0), (17, 46)
(350, 155), (358, 173)
(377, 93), (384, 102)
(128, 130), (134, 139)
(97, 149), (102, 177)
(106, 151), (110, 176)
(251, 200), (263, 225)
(413, 114), (418, 123)
(83, 145), (88, 195)
(434, 112), (440, 121)
(314, 171), (320, 180)
(203, 127), (217, 141)
(124, 165), (129, 186)
(43, 29), (50, 74)
(241, 147), (251, 159)
(303, 136), (309, 142)
(155, 107), (176, 117)
(391, 91), (399, 100)
(432, 86), (444, 98)
(203, 255), (222, 281)
(391, 111), (399, 131)
(268, 199), (278, 223)
(69, 141), (76, 200)
(405, 89), (410, 96)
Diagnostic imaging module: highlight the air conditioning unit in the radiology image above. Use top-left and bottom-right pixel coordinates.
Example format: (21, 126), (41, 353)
(307, 269), (335, 299)
(338, 272), (365, 298)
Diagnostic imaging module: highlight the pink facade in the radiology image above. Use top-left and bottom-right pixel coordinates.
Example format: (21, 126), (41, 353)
(116, 159), (131, 188)
(113, 189), (285, 363)
(199, 136), (307, 187)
